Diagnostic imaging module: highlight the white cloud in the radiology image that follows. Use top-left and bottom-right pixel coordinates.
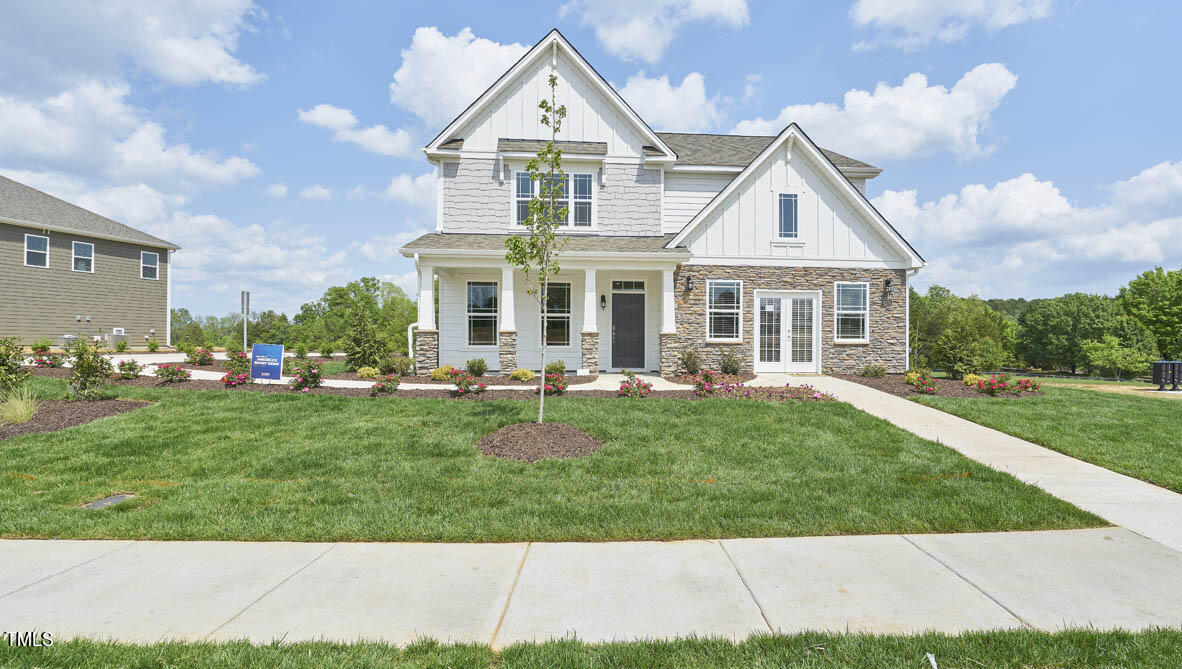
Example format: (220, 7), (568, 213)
(379, 271), (419, 295)
(561, 0), (749, 63)
(265, 183), (287, 198)
(732, 63), (1017, 162)
(388, 27), (528, 127)
(113, 123), (260, 184)
(618, 72), (722, 132)
(299, 185), (332, 201)
(357, 228), (430, 263)
(297, 103), (413, 157)
(381, 171), (435, 207)
(743, 73), (761, 101)
(877, 162), (1182, 297)
(851, 0), (1052, 51)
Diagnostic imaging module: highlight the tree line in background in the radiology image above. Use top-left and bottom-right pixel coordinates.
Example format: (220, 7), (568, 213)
(911, 266), (1181, 379)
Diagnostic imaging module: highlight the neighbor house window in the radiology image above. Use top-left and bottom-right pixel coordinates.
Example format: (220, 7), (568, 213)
(24, 234), (48, 267)
(835, 282), (869, 341)
(141, 251), (159, 280)
(467, 281), (498, 346)
(544, 283), (571, 346)
(72, 241), (94, 273)
(515, 172), (593, 227)
(778, 193), (798, 238)
(707, 280), (741, 340)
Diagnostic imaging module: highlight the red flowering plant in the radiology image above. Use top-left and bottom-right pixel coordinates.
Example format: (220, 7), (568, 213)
(32, 352), (63, 368)
(714, 381), (836, 402)
(185, 347), (214, 366)
(1013, 378), (1041, 393)
(908, 368), (938, 394)
(692, 369), (718, 396)
(221, 372), (252, 387)
(370, 373), (400, 396)
(534, 372), (568, 396)
(113, 359), (144, 380)
(975, 373), (1038, 396)
(448, 368), (486, 397)
(154, 363), (191, 383)
(288, 359), (322, 393)
(223, 350), (251, 375)
(617, 370), (653, 398)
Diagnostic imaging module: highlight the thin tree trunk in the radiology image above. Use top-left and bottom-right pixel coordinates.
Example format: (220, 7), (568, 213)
(538, 278), (547, 424)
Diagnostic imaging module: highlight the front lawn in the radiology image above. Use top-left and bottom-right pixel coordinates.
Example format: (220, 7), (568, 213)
(0, 380), (1099, 541)
(916, 386), (1182, 492)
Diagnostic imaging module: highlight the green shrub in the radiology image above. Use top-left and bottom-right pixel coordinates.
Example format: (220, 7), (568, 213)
(962, 373), (984, 387)
(114, 359), (145, 380)
(66, 338), (113, 400)
(317, 338), (338, 358)
(370, 373), (399, 395)
(154, 364), (191, 383)
(907, 368), (937, 395)
(448, 369), (486, 396)
(0, 384), (38, 425)
(288, 359), (323, 392)
(859, 363), (888, 378)
(186, 347), (214, 366)
(30, 338), (52, 354)
(544, 361), (566, 377)
(430, 365), (455, 381)
(176, 341), (194, 355)
(114, 340), (128, 352)
(342, 304), (387, 370)
(903, 369), (922, 385)
(617, 370), (653, 398)
(356, 366), (380, 380)
(146, 339), (160, 352)
(693, 370), (718, 396)
(679, 349), (701, 375)
(719, 350), (741, 376)
(293, 342), (309, 359)
(509, 368), (534, 382)
(466, 358), (487, 377)
(0, 337), (29, 396)
(223, 350), (251, 376)
(379, 355), (414, 377)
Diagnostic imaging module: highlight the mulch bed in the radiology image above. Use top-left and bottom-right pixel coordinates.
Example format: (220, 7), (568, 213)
(398, 373), (599, 386)
(477, 421), (605, 462)
(0, 399), (149, 440)
(836, 374), (1042, 399)
(664, 371), (756, 385)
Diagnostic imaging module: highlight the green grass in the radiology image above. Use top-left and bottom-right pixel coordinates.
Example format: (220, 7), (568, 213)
(917, 386), (1182, 492)
(4, 630), (1182, 668)
(0, 379), (1100, 542)
(1026, 375), (1152, 387)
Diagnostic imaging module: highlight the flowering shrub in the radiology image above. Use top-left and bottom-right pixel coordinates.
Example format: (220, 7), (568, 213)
(370, 374), (400, 395)
(974, 374), (1040, 396)
(186, 347), (214, 366)
(30, 338), (53, 355)
(114, 359), (144, 380)
(536, 372), (568, 396)
(1014, 378), (1041, 393)
(908, 368), (937, 394)
(32, 352), (63, 368)
(692, 370), (719, 396)
(221, 372), (252, 387)
(448, 369), (486, 396)
(223, 350), (251, 376)
(154, 364), (191, 383)
(288, 359), (322, 392)
(617, 371), (653, 398)
(706, 381), (835, 402)
(66, 338), (113, 400)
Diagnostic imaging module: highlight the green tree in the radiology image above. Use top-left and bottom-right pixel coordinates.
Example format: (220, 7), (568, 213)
(378, 283), (417, 356)
(247, 310), (292, 346)
(1080, 335), (1156, 380)
(1119, 267), (1182, 359)
(505, 73), (568, 424)
(341, 301), (388, 370)
(1017, 293), (1117, 373)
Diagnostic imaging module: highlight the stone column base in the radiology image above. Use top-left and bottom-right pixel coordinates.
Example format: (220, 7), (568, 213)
(415, 329), (438, 373)
(659, 332), (680, 377)
(580, 331), (599, 374)
(498, 331), (518, 372)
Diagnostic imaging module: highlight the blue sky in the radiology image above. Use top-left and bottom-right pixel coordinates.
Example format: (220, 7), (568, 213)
(2, 1), (1179, 315)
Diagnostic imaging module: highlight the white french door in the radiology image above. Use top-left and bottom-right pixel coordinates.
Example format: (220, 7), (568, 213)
(754, 291), (820, 373)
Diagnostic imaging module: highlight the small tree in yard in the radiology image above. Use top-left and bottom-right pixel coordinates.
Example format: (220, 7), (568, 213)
(505, 73), (569, 424)
(1080, 335), (1155, 381)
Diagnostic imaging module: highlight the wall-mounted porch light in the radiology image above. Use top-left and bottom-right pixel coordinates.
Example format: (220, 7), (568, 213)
(686, 276), (694, 292)
(600, 294), (606, 310)
(883, 278), (893, 288)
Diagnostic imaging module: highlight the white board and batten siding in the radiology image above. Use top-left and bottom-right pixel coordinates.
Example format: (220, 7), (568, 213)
(661, 173), (735, 234)
(682, 149), (904, 265)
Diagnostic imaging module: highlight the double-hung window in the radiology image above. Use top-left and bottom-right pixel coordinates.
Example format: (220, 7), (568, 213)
(467, 281), (498, 346)
(544, 283), (571, 346)
(24, 234), (48, 267)
(835, 282), (869, 341)
(572, 173), (592, 227)
(707, 280), (741, 340)
(72, 241), (94, 273)
(514, 171), (593, 227)
(778, 193), (798, 238)
(141, 251), (159, 280)
(515, 173), (533, 224)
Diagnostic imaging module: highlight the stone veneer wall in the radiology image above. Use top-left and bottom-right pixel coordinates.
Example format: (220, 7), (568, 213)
(415, 330), (438, 373)
(660, 266), (908, 376)
(580, 331), (599, 373)
(498, 331), (518, 372)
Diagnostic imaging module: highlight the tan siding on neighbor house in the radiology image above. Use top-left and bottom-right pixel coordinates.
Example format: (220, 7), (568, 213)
(0, 222), (169, 345)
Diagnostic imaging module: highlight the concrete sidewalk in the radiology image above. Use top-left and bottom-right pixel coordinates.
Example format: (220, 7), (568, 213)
(2, 528), (1180, 646)
(795, 375), (1182, 553)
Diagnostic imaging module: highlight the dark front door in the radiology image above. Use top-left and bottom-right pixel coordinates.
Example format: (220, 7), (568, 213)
(611, 293), (645, 369)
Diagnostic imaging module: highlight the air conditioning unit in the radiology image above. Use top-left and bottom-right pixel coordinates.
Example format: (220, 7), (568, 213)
(112, 327), (125, 335)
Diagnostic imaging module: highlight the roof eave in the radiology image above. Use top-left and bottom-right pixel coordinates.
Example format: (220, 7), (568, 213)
(0, 215), (180, 250)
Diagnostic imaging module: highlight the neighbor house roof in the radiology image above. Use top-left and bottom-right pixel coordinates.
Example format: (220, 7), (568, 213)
(656, 132), (878, 170)
(497, 139), (608, 155)
(401, 233), (688, 256)
(0, 175), (179, 250)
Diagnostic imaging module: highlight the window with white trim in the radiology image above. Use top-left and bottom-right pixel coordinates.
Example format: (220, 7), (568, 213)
(707, 280), (741, 340)
(466, 281), (498, 346)
(24, 234), (48, 267)
(514, 171), (594, 227)
(141, 251), (159, 280)
(778, 193), (798, 238)
(835, 282), (869, 341)
(72, 241), (94, 273)
(544, 283), (571, 346)
(515, 172), (532, 224)
(572, 173), (592, 227)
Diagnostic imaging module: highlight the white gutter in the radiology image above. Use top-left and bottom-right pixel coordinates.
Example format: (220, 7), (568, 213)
(399, 248), (690, 260)
(0, 215), (180, 250)
(166, 250), (173, 347)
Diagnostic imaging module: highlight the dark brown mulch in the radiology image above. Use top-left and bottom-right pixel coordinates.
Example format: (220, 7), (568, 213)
(477, 421), (605, 462)
(664, 371), (756, 385)
(398, 373), (599, 386)
(22, 366), (71, 378)
(836, 374), (1042, 399)
(0, 399), (149, 440)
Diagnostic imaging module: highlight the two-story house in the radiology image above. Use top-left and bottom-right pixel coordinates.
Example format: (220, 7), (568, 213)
(400, 30), (924, 376)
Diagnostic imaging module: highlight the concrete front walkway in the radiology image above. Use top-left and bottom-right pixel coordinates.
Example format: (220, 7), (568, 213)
(3, 528), (1181, 646)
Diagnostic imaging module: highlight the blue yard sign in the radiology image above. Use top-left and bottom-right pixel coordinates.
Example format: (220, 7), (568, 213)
(250, 344), (284, 380)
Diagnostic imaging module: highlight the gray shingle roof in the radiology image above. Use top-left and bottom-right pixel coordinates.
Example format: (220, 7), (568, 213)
(0, 175), (179, 249)
(402, 233), (686, 254)
(655, 132), (877, 170)
(497, 138), (608, 155)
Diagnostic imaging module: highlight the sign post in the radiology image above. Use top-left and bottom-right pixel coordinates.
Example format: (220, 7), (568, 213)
(250, 343), (284, 381)
(240, 290), (250, 350)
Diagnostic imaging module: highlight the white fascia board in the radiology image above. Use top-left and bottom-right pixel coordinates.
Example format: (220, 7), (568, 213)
(399, 248), (689, 264)
(667, 164), (744, 173)
(0, 215), (180, 250)
(685, 255), (914, 269)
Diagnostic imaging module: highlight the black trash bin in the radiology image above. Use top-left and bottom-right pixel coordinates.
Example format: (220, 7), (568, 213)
(1152, 360), (1181, 391)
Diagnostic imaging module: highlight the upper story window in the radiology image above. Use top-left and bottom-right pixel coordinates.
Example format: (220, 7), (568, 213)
(513, 171), (593, 228)
(572, 173), (592, 227)
(544, 283), (571, 346)
(72, 241), (94, 273)
(467, 281), (498, 346)
(707, 280), (742, 341)
(24, 234), (48, 268)
(141, 251), (159, 280)
(835, 282), (869, 341)
(778, 193), (798, 238)
(515, 173), (532, 224)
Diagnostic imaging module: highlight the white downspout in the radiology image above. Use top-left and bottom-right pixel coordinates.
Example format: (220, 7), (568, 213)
(166, 249), (173, 347)
(905, 268), (920, 370)
(409, 252), (421, 359)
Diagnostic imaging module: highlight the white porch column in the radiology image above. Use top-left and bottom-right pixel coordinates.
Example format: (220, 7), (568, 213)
(500, 267), (516, 331)
(417, 264), (435, 329)
(661, 268), (676, 333)
(582, 268), (597, 332)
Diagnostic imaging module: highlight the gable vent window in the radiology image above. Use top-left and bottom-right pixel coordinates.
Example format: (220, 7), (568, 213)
(24, 234), (48, 268)
(141, 251), (159, 280)
(778, 193), (798, 238)
(72, 241), (94, 273)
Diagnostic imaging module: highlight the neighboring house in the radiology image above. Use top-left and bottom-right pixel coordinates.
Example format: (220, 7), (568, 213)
(401, 30), (924, 376)
(0, 175), (179, 347)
